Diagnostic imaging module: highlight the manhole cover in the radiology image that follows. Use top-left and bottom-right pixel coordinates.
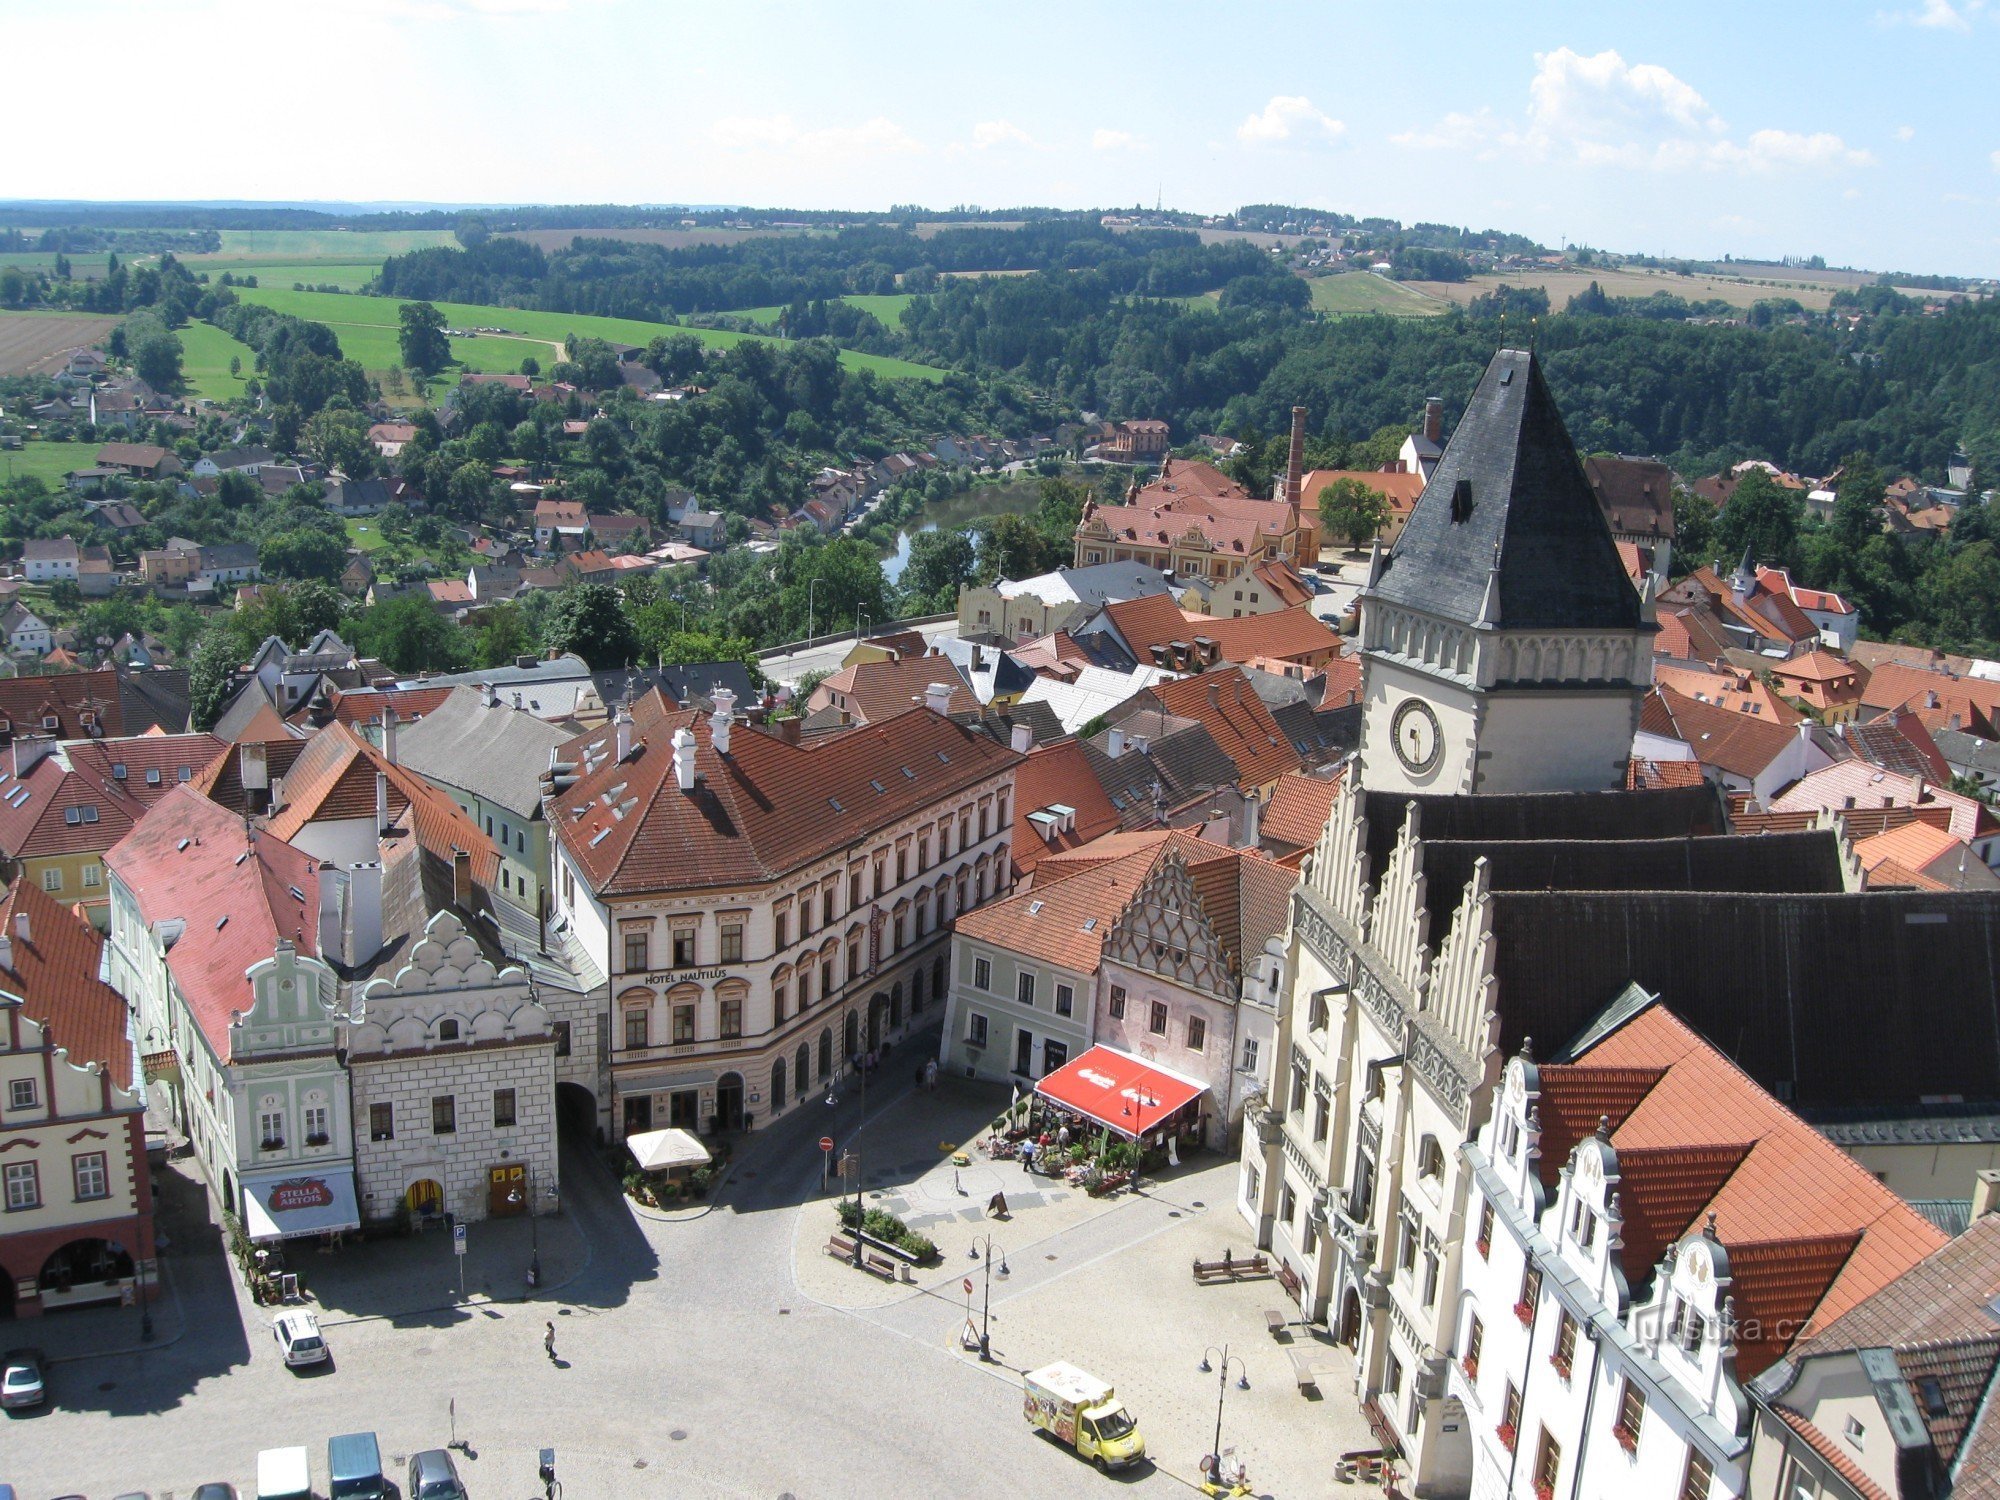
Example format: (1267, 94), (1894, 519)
(670, 1429), (689, 1442)
(1169, 1210), (1182, 1218)
(1192, 1200), (1206, 1208)
(98, 1380), (116, 1392)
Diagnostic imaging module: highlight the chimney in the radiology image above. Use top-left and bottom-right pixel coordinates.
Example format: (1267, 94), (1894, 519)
(269, 775), (284, 812)
(1010, 722), (1033, 755)
(375, 771), (390, 834)
(1285, 405), (1306, 507)
(1974, 1168), (2000, 1220)
(10, 909), (26, 947)
(348, 861), (384, 965)
(240, 740), (269, 791)
(1423, 396), (1442, 447)
(615, 707), (634, 763)
(513, 692), (525, 712)
(382, 706), (398, 765)
(10, 734), (57, 778)
(317, 865), (347, 958)
(971, 643), (985, 672)
(0, 928), (12, 974)
(515, 655), (537, 670)
(778, 715), (803, 746)
(710, 688), (735, 756)
(1107, 726), (1126, 759)
(671, 726), (698, 792)
(1242, 790), (1262, 849)
(924, 681), (954, 716)
(450, 850), (471, 911)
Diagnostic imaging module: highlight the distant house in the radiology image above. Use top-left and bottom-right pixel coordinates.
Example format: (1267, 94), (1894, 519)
(77, 545), (116, 599)
(197, 542), (261, 587)
(191, 445), (276, 478)
(367, 422), (417, 458)
(64, 467), (123, 494)
(532, 499), (587, 550)
(20, 536), (80, 583)
(2, 603), (52, 655)
(87, 499), (148, 534)
(586, 513), (649, 551)
(95, 442), (181, 481)
(323, 476), (391, 516)
(139, 539), (202, 587)
(678, 509), (726, 549)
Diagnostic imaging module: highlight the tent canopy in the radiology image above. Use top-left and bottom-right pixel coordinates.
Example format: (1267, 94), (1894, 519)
(1033, 1044), (1208, 1140)
(626, 1127), (712, 1172)
(241, 1169), (361, 1242)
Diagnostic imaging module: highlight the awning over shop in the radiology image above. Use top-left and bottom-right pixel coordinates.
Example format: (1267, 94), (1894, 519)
(626, 1127), (713, 1173)
(241, 1168), (361, 1243)
(1033, 1045), (1209, 1140)
(616, 1069), (715, 1095)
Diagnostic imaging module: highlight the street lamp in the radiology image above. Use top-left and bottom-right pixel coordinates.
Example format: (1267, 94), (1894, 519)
(672, 591), (687, 635)
(1197, 1344), (1249, 1485)
(509, 1159), (560, 1288)
(828, 1037), (869, 1269)
(969, 1233), (1010, 1361)
(856, 607), (870, 641)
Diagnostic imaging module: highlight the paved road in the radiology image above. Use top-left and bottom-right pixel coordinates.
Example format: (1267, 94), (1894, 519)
(760, 618), (960, 694)
(3, 1067), (1202, 1499)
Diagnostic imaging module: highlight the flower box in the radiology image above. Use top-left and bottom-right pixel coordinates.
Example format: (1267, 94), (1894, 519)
(1476, 1236), (1491, 1258)
(305, 1133), (330, 1147)
(1462, 1354), (1480, 1381)
(1551, 1353), (1573, 1381)
(259, 1139), (284, 1152)
(1534, 1483), (1555, 1500)
(1496, 1422), (1517, 1453)
(1613, 1423), (1639, 1454)
(1513, 1299), (1534, 1326)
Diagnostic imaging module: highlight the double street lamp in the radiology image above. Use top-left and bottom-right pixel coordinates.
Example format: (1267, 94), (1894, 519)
(507, 1159), (560, 1288)
(1197, 1344), (1249, 1487)
(968, 1234), (1009, 1361)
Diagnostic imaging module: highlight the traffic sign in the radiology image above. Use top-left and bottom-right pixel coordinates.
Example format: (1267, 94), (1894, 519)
(962, 1278), (973, 1296)
(820, 1136), (835, 1152)
(452, 1223), (468, 1256)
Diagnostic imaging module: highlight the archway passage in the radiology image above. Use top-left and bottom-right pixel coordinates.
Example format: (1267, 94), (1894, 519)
(555, 1081), (598, 1142)
(716, 1071), (745, 1131)
(38, 1238), (135, 1307)
(0, 1264), (15, 1320)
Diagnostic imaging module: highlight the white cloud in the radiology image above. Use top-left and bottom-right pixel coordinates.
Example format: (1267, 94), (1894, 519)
(1884, 0), (1980, 29)
(1708, 129), (1875, 173)
(1236, 95), (1345, 147)
(706, 113), (922, 158)
(1895, 124), (1916, 141)
(1092, 128), (1144, 152)
(1390, 109), (1514, 155)
(971, 119), (1034, 150)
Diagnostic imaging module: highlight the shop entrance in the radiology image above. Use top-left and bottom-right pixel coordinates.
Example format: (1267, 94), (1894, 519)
(489, 1163), (526, 1216)
(715, 1072), (745, 1131)
(623, 1094), (653, 1136)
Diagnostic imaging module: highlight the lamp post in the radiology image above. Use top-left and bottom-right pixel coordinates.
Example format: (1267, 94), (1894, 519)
(856, 607), (870, 641)
(828, 1034), (869, 1268)
(1197, 1344), (1249, 1485)
(672, 591), (687, 636)
(969, 1233), (1009, 1361)
(806, 575), (824, 647)
(509, 1159), (559, 1288)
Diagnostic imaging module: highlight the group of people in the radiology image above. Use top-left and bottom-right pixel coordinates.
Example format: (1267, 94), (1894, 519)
(910, 1056), (940, 1092)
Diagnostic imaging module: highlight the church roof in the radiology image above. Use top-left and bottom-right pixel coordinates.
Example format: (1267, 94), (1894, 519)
(1369, 348), (1643, 633)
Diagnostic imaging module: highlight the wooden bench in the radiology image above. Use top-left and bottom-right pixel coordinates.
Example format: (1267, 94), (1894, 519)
(1287, 1347), (1319, 1393)
(827, 1234), (859, 1261)
(1193, 1253), (1274, 1284)
(1264, 1308), (1288, 1339)
(864, 1253), (898, 1280)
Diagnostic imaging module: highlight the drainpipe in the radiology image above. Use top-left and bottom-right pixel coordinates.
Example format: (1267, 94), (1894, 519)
(1566, 1320), (1605, 1500)
(1504, 1262), (1546, 1500)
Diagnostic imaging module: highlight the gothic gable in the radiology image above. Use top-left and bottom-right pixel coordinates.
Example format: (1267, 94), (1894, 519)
(1103, 849), (1235, 1000)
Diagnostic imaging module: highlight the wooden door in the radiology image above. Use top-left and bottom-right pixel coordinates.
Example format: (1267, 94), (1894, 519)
(488, 1163), (526, 1217)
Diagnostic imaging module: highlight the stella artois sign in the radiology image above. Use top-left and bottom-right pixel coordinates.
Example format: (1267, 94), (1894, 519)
(269, 1178), (334, 1214)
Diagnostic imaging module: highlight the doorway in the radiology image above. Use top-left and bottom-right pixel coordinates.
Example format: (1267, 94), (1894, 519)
(1339, 1288), (1363, 1349)
(771, 1059), (787, 1113)
(489, 1163), (526, 1216)
(406, 1178), (444, 1217)
(623, 1094), (653, 1136)
(668, 1089), (699, 1129)
(716, 1071), (745, 1131)
(1015, 1027), (1035, 1077)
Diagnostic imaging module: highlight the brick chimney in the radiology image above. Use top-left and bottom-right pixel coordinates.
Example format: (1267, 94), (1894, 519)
(1424, 396), (1443, 446)
(1285, 405), (1307, 507)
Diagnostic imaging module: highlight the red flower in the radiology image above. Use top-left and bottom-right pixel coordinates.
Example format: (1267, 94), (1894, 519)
(1614, 1423), (1639, 1453)
(1496, 1423), (1517, 1453)
(1534, 1483), (1555, 1500)
(1551, 1353), (1573, 1381)
(1513, 1299), (1534, 1326)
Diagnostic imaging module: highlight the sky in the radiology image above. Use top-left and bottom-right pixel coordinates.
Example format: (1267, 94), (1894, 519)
(4, 0), (1999, 275)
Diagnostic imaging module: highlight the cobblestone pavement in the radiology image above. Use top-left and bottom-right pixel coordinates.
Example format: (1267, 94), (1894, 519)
(3, 1053), (1395, 1498)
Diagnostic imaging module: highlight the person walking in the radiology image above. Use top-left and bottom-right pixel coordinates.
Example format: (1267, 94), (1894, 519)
(544, 1321), (557, 1363)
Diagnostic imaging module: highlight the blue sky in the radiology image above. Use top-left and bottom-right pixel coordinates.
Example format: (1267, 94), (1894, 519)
(5, 0), (1998, 274)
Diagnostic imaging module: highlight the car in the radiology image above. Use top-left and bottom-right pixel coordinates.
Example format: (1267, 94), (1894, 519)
(192, 1486), (239, 1500)
(111, 1492), (152, 1499)
(272, 1310), (329, 1367)
(1, 1347), (46, 1409)
(407, 1449), (467, 1500)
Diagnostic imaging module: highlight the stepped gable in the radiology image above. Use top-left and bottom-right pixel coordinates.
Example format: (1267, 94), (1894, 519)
(1371, 348), (1642, 633)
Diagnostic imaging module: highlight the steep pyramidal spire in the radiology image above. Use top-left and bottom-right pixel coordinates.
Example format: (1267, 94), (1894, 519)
(1368, 349), (1639, 632)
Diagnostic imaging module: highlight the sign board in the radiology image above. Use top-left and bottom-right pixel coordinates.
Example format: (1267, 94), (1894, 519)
(269, 1177), (335, 1214)
(452, 1223), (468, 1256)
(962, 1278), (974, 1296)
(820, 1136), (835, 1152)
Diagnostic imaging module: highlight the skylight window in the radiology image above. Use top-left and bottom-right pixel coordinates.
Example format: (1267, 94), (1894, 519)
(588, 827), (613, 847)
(1028, 900), (1044, 915)
(145, 768), (160, 785)
(936, 751), (950, 764)
(215, 915), (228, 930)
(869, 779), (886, 794)
(111, 764), (126, 779)
(1082, 917), (1097, 931)
(828, 797), (844, 812)
(901, 767), (916, 780)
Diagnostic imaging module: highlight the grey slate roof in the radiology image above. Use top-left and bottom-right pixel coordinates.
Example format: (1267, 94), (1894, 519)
(1370, 348), (1644, 632)
(395, 685), (571, 817)
(1937, 727), (2000, 775)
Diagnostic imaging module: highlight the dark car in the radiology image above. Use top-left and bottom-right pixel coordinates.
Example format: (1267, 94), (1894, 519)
(407, 1448), (468, 1499)
(192, 1487), (240, 1500)
(0, 1347), (46, 1410)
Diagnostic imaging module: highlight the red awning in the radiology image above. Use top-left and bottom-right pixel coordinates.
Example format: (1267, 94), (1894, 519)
(1033, 1044), (1209, 1140)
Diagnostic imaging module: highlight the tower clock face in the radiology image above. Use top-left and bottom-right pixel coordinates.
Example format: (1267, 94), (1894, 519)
(1390, 697), (1443, 775)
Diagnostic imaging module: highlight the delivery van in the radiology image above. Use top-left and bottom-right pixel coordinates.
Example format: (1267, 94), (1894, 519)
(256, 1446), (313, 1500)
(1023, 1361), (1146, 1471)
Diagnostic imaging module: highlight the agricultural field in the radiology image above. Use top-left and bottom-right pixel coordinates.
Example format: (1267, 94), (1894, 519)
(1407, 266), (1840, 312)
(186, 228), (455, 261)
(231, 286), (944, 383)
(175, 319), (260, 402)
(500, 226), (820, 253)
(0, 310), (121, 375)
(727, 293), (915, 327)
(0, 440), (96, 488)
(217, 260), (383, 291)
(1308, 272), (1449, 317)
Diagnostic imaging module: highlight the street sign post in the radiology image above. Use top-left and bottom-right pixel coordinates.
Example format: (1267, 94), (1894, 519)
(453, 1221), (467, 1298)
(821, 1135), (835, 1188)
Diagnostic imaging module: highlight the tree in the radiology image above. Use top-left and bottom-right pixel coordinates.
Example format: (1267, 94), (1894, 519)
(350, 595), (469, 674)
(1672, 487), (1717, 573)
(976, 511), (1063, 583)
(398, 300), (451, 375)
(520, 356), (540, 378)
(1830, 452), (1883, 556)
(259, 528), (348, 583)
(228, 354), (241, 379)
(540, 583), (638, 668)
(187, 624), (240, 731)
(899, 529), (977, 611)
(133, 330), (183, 389)
(1318, 476), (1391, 551)
(1713, 469), (1800, 572)
(779, 537), (890, 641)
(471, 601), (530, 668)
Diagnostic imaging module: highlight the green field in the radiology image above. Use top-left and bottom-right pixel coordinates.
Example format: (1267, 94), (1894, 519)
(231, 286), (944, 383)
(217, 260), (384, 291)
(1308, 272), (1449, 317)
(189, 229), (457, 261)
(1, 440), (96, 488)
(175, 319), (260, 402)
(728, 293), (916, 329)
(345, 517), (387, 553)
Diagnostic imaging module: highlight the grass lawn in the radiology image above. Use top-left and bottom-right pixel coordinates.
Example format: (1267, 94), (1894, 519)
(175, 319), (260, 402)
(727, 293), (916, 330)
(233, 286), (944, 382)
(344, 517), (387, 553)
(218, 261), (384, 291)
(1308, 273), (1449, 317)
(2, 440), (97, 488)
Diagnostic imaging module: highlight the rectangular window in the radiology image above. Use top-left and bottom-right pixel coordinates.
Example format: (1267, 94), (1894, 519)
(1500, 1381), (1522, 1449)
(822, 890), (835, 926)
(1054, 983), (1073, 1018)
(370, 1102), (394, 1141)
(432, 1096), (457, 1135)
(260, 1109), (285, 1147)
(1553, 1310), (1577, 1377)
(672, 929), (696, 967)
(896, 850), (907, 884)
(673, 1003), (696, 1043)
(82, 863), (102, 888)
(1398, 1207), (1420, 1274)
(494, 1088), (517, 1128)
(72, 1151), (108, 1201)
(1534, 1429), (1561, 1495)
(1615, 1381), (1645, 1451)
(1462, 1313), (1484, 1380)
(1109, 984), (1127, 1019)
(720, 998), (743, 1039)
(1518, 1263), (1542, 1322)
(1385, 1352), (1404, 1397)
(1016, 971), (1036, 1007)
(40, 867), (60, 892)
(974, 957), (992, 992)
(1187, 1015), (1206, 1051)
(849, 870), (862, 907)
(1422, 1247), (1440, 1308)
(1477, 1198), (1495, 1257)
(552, 1020), (571, 1058)
(1312, 1086), (1330, 1143)
(8, 1078), (35, 1110)
(1148, 1000), (1168, 1036)
(1043, 1039), (1069, 1073)
(622, 928), (648, 973)
(1680, 1450), (1713, 1500)
(304, 1105), (328, 1143)
(1280, 1182), (1297, 1227)
(774, 908), (789, 949)
(625, 1008), (649, 1049)
(1241, 1037), (1259, 1075)
(719, 921), (743, 963)
(4, 1161), (39, 1210)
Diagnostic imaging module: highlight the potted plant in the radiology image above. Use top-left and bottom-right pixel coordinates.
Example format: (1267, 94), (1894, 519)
(1496, 1422), (1517, 1453)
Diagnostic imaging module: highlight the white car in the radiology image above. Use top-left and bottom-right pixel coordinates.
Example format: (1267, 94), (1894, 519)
(272, 1311), (329, 1367)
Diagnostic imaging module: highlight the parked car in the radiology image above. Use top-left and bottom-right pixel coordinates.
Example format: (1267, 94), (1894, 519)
(1, 1347), (46, 1409)
(328, 1431), (388, 1500)
(407, 1448), (468, 1500)
(192, 1486), (239, 1500)
(272, 1310), (329, 1367)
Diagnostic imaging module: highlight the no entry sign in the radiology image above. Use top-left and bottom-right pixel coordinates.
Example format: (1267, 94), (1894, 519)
(820, 1136), (835, 1152)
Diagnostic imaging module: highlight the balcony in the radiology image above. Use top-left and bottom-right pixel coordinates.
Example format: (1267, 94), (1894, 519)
(1331, 1198), (1378, 1267)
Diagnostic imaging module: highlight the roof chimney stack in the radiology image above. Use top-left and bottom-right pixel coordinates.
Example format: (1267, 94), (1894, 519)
(1285, 405), (1307, 507)
(381, 706), (398, 765)
(375, 770), (389, 835)
(12, 910), (28, 946)
(1010, 722), (1033, 755)
(349, 861), (384, 965)
(1424, 396), (1443, 446)
(710, 688), (735, 756)
(924, 681), (954, 716)
(671, 726), (698, 792)
(615, 706), (635, 763)
(1107, 726), (1126, 759)
(1974, 1167), (2000, 1220)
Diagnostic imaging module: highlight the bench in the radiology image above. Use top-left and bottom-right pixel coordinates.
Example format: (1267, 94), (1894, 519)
(1192, 1253), (1274, 1284)
(827, 1234), (859, 1260)
(1264, 1308), (1288, 1339)
(1288, 1347), (1319, 1393)
(864, 1253), (898, 1280)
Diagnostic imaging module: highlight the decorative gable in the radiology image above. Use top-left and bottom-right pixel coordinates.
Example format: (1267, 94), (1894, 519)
(1102, 848), (1234, 1000)
(350, 909), (546, 1054)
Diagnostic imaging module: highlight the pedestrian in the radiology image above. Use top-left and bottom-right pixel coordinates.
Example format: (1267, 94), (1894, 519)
(544, 1321), (557, 1363)
(924, 1058), (938, 1092)
(1057, 1124), (1071, 1150)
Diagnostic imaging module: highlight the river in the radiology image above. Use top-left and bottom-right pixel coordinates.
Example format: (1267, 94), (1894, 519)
(878, 481), (1041, 583)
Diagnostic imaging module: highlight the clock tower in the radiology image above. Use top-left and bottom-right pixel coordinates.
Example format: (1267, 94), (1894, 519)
(1354, 348), (1655, 796)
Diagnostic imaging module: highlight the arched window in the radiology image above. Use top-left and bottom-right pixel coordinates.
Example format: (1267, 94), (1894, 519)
(817, 1028), (832, 1081)
(771, 1059), (787, 1113)
(843, 1011), (859, 1063)
(794, 1043), (809, 1098)
(1418, 1135), (1445, 1183)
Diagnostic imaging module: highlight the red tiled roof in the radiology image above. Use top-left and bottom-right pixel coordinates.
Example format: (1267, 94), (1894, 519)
(1250, 558), (1314, 608)
(1011, 740), (1122, 879)
(551, 695), (1021, 897)
(1613, 1141), (1758, 1277)
(1261, 769), (1343, 856)
(1300, 468), (1427, 519)
(1529, 1065), (1669, 1191)
(287, 684), (454, 731)
(1149, 668), (1303, 788)
(0, 733), (226, 860)
(812, 654), (979, 725)
(105, 787), (322, 1059)
(1767, 1405), (1894, 1500)
(0, 879), (134, 1089)
(1860, 662), (2000, 736)
(1197, 608), (1342, 667)
(1626, 757), (1707, 791)
(1651, 687), (1798, 779)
